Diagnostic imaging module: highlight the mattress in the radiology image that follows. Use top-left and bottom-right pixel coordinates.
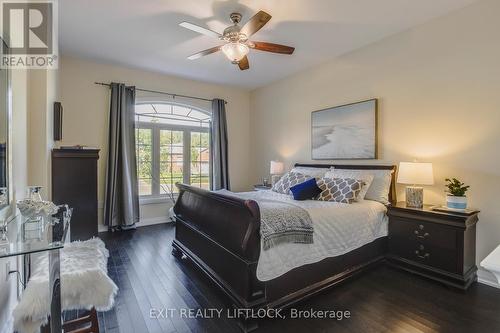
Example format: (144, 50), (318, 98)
(222, 190), (388, 281)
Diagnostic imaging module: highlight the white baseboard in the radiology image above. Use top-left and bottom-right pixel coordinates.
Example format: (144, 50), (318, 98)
(477, 269), (500, 289)
(97, 216), (173, 232)
(140, 216), (173, 226)
(478, 277), (500, 289)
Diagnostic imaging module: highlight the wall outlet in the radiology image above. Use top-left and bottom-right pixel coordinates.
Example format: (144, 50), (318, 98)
(5, 261), (10, 281)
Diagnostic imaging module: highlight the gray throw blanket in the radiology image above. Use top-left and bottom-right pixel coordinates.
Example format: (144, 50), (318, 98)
(223, 191), (314, 250)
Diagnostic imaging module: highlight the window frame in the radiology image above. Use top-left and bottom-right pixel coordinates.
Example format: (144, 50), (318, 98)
(135, 101), (211, 204)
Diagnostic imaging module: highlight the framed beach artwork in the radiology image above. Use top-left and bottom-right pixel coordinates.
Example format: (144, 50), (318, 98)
(311, 99), (378, 160)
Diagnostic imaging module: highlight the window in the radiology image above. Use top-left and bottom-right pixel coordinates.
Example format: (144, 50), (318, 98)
(135, 103), (211, 199)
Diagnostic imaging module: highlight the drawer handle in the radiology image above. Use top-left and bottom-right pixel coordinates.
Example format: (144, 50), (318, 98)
(415, 250), (430, 259)
(414, 230), (430, 239)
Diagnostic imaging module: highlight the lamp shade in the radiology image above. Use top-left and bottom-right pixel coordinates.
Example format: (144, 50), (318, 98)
(397, 162), (434, 185)
(270, 161), (285, 175)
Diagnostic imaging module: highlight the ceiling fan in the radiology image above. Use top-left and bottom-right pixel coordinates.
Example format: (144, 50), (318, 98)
(179, 10), (295, 70)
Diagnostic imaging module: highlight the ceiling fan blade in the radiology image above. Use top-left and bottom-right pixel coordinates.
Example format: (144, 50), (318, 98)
(179, 21), (221, 39)
(250, 41), (295, 54)
(240, 11), (272, 37)
(187, 46), (222, 60)
(238, 56), (249, 70)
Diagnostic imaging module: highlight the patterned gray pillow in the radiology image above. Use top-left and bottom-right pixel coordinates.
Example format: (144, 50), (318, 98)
(316, 177), (364, 204)
(272, 172), (312, 194)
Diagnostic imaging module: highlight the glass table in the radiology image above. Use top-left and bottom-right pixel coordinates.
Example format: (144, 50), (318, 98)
(0, 206), (72, 333)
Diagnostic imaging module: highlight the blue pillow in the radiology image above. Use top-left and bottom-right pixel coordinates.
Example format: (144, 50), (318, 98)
(289, 178), (322, 201)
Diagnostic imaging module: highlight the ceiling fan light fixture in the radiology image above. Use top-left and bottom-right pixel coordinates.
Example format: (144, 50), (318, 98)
(180, 10), (293, 70)
(221, 42), (249, 63)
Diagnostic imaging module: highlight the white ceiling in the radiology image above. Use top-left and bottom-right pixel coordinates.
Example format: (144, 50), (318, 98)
(60, 0), (479, 89)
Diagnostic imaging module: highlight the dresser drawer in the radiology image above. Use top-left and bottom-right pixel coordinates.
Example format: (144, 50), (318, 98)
(389, 217), (457, 250)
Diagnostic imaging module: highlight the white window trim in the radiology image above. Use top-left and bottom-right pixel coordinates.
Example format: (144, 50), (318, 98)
(139, 195), (177, 205)
(135, 101), (211, 201)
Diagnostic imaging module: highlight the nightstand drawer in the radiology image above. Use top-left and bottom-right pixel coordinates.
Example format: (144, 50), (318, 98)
(389, 217), (457, 250)
(389, 238), (459, 273)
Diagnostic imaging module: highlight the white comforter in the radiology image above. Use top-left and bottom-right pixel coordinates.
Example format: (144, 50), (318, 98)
(220, 190), (388, 281)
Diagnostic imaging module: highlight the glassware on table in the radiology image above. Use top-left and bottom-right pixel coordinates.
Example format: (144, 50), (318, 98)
(0, 187), (7, 205)
(23, 186), (44, 223)
(262, 178), (269, 187)
(27, 186), (43, 201)
(0, 218), (8, 246)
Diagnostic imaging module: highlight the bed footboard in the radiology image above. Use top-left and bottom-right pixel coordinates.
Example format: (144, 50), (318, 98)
(172, 184), (265, 308)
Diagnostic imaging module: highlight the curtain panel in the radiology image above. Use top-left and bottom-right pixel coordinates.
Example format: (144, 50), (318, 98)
(210, 99), (230, 190)
(104, 83), (140, 229)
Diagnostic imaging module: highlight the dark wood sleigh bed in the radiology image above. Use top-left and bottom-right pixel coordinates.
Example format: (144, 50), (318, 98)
(172, 164), (397, 330)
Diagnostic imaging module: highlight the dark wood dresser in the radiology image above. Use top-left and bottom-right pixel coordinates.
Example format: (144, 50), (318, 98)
(387, 202), (479, 290)
(52, 148), (100, 241)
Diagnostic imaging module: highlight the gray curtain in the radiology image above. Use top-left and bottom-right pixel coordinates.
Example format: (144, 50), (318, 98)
(210, 99), (230, 190)
(104, 83), (140, 229)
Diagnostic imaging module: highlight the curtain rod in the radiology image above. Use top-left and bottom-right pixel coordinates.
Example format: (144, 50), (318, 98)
(94, 82), (226, 104)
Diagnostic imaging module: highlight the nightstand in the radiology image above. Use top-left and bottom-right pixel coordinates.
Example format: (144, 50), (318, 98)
(387, 202), (479, 290)
(253, 184), (272, 191)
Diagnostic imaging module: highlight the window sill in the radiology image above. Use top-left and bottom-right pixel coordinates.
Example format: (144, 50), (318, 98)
(139, 196), (177, 206)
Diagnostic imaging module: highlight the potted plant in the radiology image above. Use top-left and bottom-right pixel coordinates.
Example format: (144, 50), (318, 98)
(445, 178), (470, 209)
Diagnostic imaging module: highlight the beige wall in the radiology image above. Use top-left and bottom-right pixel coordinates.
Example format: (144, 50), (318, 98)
(250, 0), (500, 284)
(12, 70), (29, 203)
(59, 56), (252, 227)
(27, 69), (57, 199)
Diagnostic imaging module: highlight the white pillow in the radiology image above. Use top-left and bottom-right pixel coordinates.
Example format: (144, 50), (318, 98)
(290, 166), (331, 178)
(327, 169), (393, 204)
(325, 169), (374, 201)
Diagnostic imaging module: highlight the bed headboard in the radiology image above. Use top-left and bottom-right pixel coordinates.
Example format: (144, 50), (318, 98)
(294, 163), (397, 205)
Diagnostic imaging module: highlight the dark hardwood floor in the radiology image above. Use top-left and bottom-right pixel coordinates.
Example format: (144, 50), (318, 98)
(90, 223), (500, 333)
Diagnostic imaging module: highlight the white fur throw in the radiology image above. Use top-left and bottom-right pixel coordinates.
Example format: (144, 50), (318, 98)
(13, 238), (118, 333)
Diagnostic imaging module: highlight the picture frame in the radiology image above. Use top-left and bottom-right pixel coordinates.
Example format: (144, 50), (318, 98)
(311, 99), (378, 160)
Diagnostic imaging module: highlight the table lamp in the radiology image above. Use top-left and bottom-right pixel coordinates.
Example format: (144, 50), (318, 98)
(397, 162), (434, 208)
(270, 161), (285, 186)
